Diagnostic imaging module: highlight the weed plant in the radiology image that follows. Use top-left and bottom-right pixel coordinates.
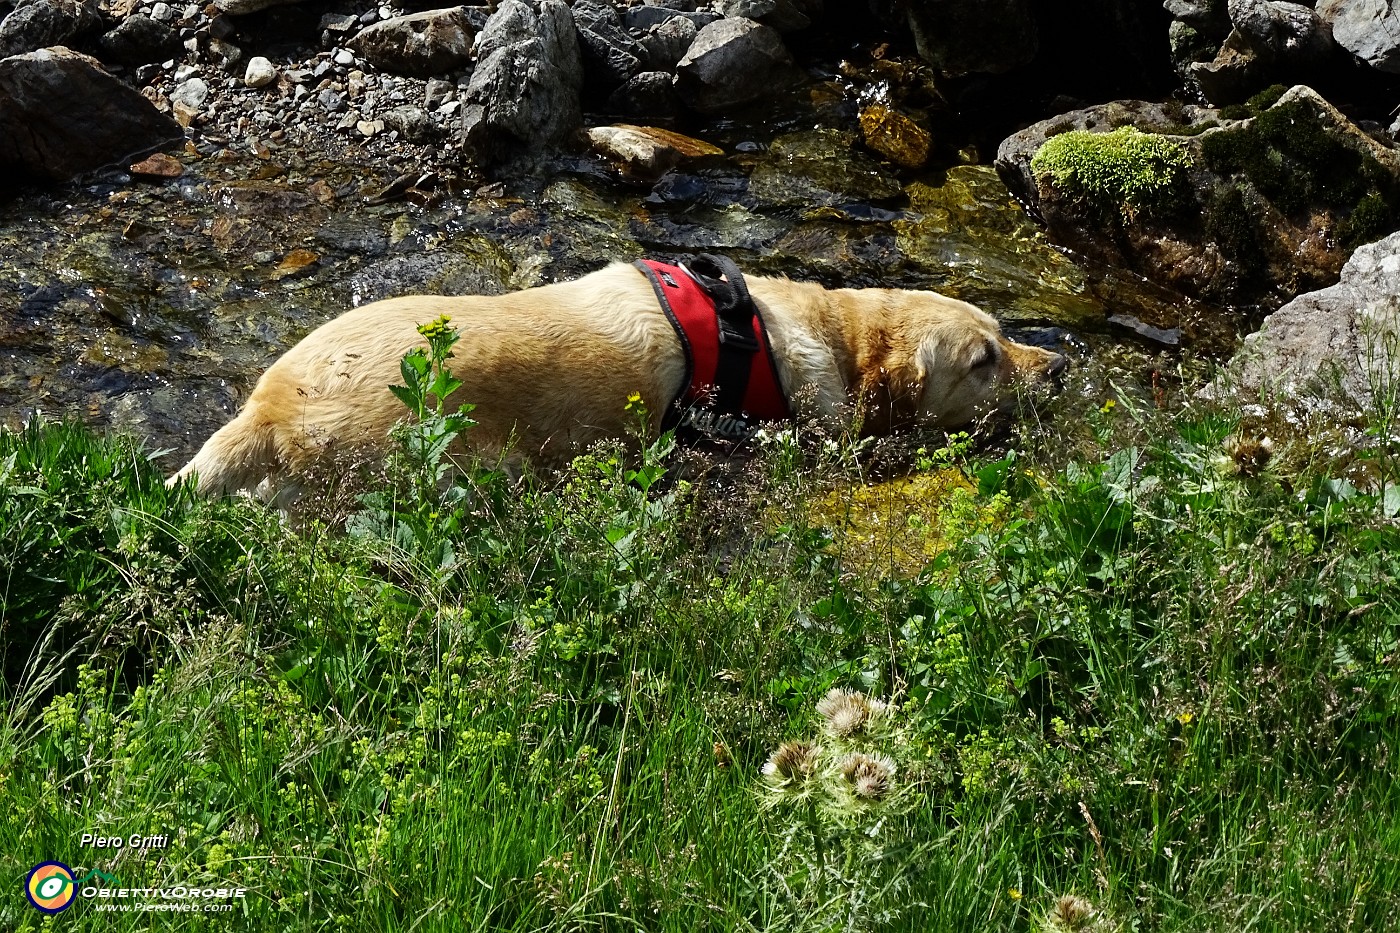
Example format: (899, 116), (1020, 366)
(1, 325), (1397, 931)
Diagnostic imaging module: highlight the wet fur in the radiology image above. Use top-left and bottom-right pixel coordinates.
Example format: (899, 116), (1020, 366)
(173, 262), (1065, 496)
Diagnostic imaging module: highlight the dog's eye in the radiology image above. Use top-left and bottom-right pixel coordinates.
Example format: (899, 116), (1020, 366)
(970, 342), (999, 371)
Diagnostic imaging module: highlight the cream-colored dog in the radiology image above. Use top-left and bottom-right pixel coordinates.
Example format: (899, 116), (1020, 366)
(172, 262), (1065, 495)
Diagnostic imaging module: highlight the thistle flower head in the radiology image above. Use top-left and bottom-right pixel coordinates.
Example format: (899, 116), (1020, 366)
(1222, 434), (1274, 478)
(762, 740), (821, 790)
(816, 688), (888, 738)
(837, 751), (896, 801)
(1046, 894), (1098, 932)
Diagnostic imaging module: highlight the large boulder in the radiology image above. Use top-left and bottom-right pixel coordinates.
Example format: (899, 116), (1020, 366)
(717, 0), (820, 33)
(0, 0), (100, 58)
(461, 0), (583, 165)
(1319, 0), (1400, 74)
(1188, 0), (1338, 103)
(212, 0), (299, 15)
(1213, 229), (1400, 408)
(572, 0), (650, 91)
(995, 85), (1400, 307)
(96, 14), (182, 67)
(0, 46), (184, 182)
(350, 8), (476, 77)
(673, 17), (798, 113)
(905, 0), (1037, 76)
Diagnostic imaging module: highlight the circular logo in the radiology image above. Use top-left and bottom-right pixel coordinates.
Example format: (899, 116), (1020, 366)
(26, 862), (77, 914)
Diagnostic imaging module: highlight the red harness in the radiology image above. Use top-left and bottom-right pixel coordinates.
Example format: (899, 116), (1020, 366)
(635, 258), (790, 439)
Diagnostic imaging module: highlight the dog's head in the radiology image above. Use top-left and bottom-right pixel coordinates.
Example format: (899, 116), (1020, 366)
(861, 291), (1067, 433)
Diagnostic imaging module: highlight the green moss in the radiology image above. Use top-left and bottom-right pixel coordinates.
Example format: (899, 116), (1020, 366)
(1246, 83), (1289, 112)
(1218, 84), (1289, 121)
(1031, 127), (1191, 217)
(1338, 193), (1395, 249)
(1201, 98), (1385, 216)
(1204, 184), (1265, 270)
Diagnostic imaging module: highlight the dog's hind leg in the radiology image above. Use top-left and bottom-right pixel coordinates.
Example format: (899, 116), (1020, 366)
(168, 405), (280, 497)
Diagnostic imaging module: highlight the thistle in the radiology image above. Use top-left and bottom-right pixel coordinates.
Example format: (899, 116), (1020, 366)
(1045, 894), (1100, 932)
(762, 740), (821, 791)
(816, 687), (888, 738)
(837, 752), (896, 802)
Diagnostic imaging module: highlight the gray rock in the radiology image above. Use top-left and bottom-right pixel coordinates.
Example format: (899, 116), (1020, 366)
(244, 55), (277, 87)
(1227, 0), (1334, 65)
(424, 76), (453, 108)
(170, 76), (208, 109)
(906, 0), (1037, 76)
(208, 37), (243, 70)
(1164, 0), (1221, 25)
(572, 0), (649, 89)
(621, 6), (719, 31)
(0, 46), (183, 181)
(169, 75), (207, 109)
(1189, 0), (1336, 101)
(212, 0), (299, 16)
(462, 0), (582, 164)
(1319, 0), (1400, 73)
(96, 13), (181, 66)
(717, 0), (820, 33)
(383, 104), (436, 141)
(350, 8), (477, 77)
(1215, 230), (1400, 408)
(607, 69), (680, 117)
(0, 0), (101, 58)
(674, 17), (798, 113)
(318, 87), (345, 111)
(638, 14), (695, 71)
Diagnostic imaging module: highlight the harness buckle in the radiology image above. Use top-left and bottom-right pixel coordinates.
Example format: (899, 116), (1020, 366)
(716, 314), (760, 354)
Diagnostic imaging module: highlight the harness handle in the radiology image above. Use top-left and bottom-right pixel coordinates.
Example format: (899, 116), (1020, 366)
(684, 253), (759, 412)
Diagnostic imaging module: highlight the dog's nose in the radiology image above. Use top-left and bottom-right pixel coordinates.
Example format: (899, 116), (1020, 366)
(1046, 352), (1069, 378)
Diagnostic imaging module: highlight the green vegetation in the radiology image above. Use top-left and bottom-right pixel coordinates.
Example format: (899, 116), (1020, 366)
(3, 326), (1400, 931)
(1204, 183), (1266, 269)
(1216, 83), (1288, 122)
(1031, 127), (1191, 218)
(1201, 94), (1400, 243)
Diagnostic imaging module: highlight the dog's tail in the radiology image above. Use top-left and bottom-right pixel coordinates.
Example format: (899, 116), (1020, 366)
(168, 405), (279, 496)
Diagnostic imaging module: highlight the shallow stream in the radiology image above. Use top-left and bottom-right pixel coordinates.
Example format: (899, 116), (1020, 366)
(0, 82), (1226, 462)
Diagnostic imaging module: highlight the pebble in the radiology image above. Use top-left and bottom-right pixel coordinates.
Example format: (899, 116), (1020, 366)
(244, 56), (277, 88)
(424, 77), (452, 109)
(170, 77), (210, 110)
(357, 119), (385, 137)
(318, 89), (346, 112)
(334, 49), (356, 66)
(150, 2), (173, 21)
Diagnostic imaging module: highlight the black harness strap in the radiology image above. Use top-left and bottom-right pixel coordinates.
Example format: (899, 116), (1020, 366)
(684, 253), (759, 415)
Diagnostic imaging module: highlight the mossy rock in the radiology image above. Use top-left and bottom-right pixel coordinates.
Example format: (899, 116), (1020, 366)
(1198, 86), (1400, 257)
(1030, 127), (1191, 218)
(999, 86), (1400, 310)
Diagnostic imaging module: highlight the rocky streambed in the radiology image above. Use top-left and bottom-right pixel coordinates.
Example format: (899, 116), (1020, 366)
(4, 0), (1400, 461)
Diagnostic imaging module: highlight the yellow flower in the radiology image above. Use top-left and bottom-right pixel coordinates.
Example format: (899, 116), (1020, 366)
(416, 314), (453, 339)
(1099, 398), (1116, 414)
(1177, 711), (1194, 726)
(1009, 888), (1022, 901)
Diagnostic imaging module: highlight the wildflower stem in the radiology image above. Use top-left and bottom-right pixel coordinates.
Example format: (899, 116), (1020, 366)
(806, 795), (826, 903)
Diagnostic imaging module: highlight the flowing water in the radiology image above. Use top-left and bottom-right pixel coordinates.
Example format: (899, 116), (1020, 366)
(0, 81), (1226, 464)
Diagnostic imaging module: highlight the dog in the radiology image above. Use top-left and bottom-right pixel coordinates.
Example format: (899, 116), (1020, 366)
(171, 261), (1066, 496)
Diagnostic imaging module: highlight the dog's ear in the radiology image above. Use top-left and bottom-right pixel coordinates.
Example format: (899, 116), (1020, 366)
(857, 337), (927, 436)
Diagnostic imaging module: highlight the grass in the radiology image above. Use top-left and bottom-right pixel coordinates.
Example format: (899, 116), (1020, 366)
(2, 338), (1399, 931)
